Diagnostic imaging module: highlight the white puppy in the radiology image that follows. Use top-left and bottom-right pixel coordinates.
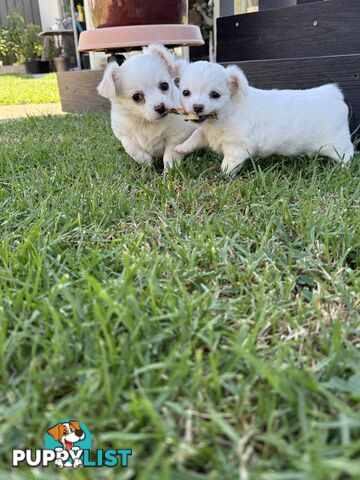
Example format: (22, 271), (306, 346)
(97, 44), (194, 169)
(175, 61), (354, 173)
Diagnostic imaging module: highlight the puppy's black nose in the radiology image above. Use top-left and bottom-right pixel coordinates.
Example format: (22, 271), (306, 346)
(154, 103), (166, 115)
(75, 429), (83, 438)
(193, 104), (204, 114)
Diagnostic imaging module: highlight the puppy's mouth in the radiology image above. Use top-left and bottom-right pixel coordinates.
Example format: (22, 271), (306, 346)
(168, 109), (219, 122)
(189, 116), (205, 123)
(186, 112), (218, 123)
(64, 440), (73, 450)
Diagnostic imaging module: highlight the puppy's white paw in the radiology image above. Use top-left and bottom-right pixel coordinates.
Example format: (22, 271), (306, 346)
(221, 159), (238, 175)
(133, 152), (154, 166)
(163, 147), (183, 172)
(221, 154), (247, 175)
(163, 163), (174, 173)
(174, 143), (189, 154)
(164, 157), (182, 173)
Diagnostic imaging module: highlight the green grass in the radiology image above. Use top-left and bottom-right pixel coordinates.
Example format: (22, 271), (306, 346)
(0, 113), (359, 480)
(0, 73), (60, 105)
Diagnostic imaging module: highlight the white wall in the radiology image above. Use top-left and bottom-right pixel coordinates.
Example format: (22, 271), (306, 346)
(38, 0), (61, 30)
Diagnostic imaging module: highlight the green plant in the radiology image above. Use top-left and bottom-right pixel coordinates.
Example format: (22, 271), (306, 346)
(0, 32), (8, 58)
(0, 10), (26, 63)
(22, 23), (43, 61)
(0, 10), (42, 63)
(43, 37), (62, 61)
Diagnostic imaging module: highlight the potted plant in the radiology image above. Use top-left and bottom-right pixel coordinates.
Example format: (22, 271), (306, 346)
(89, 0), (186, 28)
(0, 11), (23, 59)
(1, 10), (50, 74)
(22, 23), (48, 74)
(44, 36), (71, 73)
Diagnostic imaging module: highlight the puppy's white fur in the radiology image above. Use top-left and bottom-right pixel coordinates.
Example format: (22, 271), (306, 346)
(176, 61), (354, 173)
(97, 44), (194, 169)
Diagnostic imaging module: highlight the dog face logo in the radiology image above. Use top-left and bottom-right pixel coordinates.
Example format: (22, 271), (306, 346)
(45, 420), (90, 468)
(47, 421), (85, 451)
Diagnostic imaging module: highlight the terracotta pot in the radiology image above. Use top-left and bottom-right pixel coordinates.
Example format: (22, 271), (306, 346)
(53, 56), (70, 72)
(89, 0), (186, 28)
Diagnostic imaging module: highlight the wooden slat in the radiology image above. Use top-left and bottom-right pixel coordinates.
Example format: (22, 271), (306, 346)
(25, 0), (41, 26)
(5, 0), (15, 11)
(57, 70), (110, 114)
(259, 0), (321, 10)
(31, 0), (42, 26)
(0, 64), (26, 74)
(259, 0), (297, 9)
(217, 0), (360, 62)
(222, 54), (360, 134)
(0, 0), (42, 26)
(14, 0), (25, 14)
(22, 0), (32, 23)
(5, 0), (16, 14)
(0, 1), (8, 26)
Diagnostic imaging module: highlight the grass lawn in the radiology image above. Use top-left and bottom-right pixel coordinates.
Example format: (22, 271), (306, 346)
(0, 113), (359, 480)
(0, 73), (60, 105)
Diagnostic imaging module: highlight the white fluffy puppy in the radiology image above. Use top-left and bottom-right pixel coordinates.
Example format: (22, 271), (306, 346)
(97, 44), (194, 169)
(175, 61), (354, 173)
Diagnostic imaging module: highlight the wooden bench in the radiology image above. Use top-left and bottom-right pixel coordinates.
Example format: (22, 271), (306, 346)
(217, 0), (360, 135)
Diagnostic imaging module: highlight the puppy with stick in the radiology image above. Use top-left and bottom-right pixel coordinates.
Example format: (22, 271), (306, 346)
(175, 61), (354, 174)
(98, 44), (194, 170)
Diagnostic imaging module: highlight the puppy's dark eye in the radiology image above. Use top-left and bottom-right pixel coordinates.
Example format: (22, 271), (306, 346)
(132, 92), (144, 103)
(210, 91), (221, 99)
(182, 89), (191, 97)
(160, 82), (169, 91)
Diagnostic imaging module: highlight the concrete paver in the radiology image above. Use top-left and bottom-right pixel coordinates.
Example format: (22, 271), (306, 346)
(0, 103), (65, 123)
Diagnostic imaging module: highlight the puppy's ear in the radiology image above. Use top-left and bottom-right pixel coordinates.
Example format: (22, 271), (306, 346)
(226, 65), (249, 97)
(47, 423), (63, 442)
(97, 61), (121, 99)
(144, 43), (181, 78)
(70, 421), (81, 431)
(173, 58), (188, 88)
(173, 58), (188, 79)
